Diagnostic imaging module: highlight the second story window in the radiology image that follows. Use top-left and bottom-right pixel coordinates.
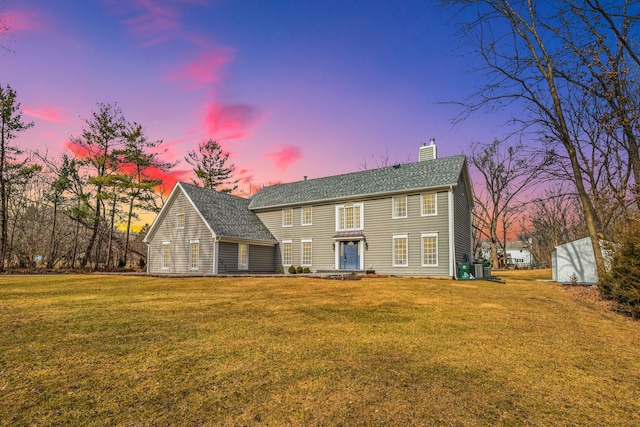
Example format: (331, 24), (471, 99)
(421, 193), (437, 216)
(336, 203), (363, 231)
(282, 208), (293, 227)
(392, 196), (407, 218)
(176, 207), (185, 229)
(301, 206), (312, 226)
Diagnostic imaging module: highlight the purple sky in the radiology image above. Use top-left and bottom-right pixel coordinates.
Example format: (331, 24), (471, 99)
(2, 0), (509, 193)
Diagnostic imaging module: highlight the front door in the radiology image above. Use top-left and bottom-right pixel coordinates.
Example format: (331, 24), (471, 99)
(340, 241), (359, 269)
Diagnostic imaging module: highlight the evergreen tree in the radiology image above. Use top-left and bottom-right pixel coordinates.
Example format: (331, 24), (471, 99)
(0, 85), (33, 271)
(185, 139), (238, 192)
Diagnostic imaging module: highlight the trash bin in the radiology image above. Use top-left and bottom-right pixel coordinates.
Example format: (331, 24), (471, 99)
(457, 262), (472, 279)
(483, 266), (492, 279)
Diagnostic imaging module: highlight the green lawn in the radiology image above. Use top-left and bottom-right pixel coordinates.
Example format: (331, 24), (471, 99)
(1, 272), (639, 426)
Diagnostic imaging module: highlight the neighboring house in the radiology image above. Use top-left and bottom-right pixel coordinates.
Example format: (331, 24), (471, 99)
(144, 141), (474, 277)
(504, 241), (532, 268)
(477, 240), (532, 268)
(552, 237), (608, 285)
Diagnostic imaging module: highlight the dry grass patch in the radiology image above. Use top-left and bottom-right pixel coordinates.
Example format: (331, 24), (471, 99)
(1, 272), (639, 426)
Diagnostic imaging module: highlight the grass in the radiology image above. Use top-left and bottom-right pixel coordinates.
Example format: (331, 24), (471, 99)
(1, 271), (639, 426)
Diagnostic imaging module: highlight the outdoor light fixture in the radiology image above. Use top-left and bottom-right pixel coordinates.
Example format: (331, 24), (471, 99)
(365, 241), (369, 250)
(332, 243), (335, 250)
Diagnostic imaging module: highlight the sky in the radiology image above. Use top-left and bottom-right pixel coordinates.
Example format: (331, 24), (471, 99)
(1, 0), (508, 194)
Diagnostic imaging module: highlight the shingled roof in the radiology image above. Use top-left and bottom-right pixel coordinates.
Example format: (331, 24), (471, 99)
(180, 182), (277, 243)
(248, 155), (467, 210)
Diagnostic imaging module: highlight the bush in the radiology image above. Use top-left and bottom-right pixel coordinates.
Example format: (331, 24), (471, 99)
(276, 267), (284, 274)
(599, 226), (640, 318)
(288, 266), (297, 274)
(296, 266), (304, 274)
(303, 267), (310, 274)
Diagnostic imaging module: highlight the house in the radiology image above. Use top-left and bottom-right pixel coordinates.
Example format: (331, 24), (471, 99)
(504, 241), (532, 268)
(552, 237), (608, 285)
(144, 141), (474, 277)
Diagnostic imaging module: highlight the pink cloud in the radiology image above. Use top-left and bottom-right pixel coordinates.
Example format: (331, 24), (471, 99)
(264, 145), (302, 171)
(202, 102), (261, 140)
(165, 48), (233, 90)
(0, 8), (48, 32)
(102, 0), (180, 45)
(23, 106), (66, 123)
(104, 0), (207, 46)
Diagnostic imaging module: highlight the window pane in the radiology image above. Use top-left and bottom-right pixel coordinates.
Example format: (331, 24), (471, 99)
(283, 242), (292, 265)
(345, 207), (354, 229)
(394, 237), (407, 266)
(162, 244), (170, 268)
(238, 244), (248, 269)
(423, 236), (437, 266)
(337, 204), (363, 231)
(302, 207), (312, 225)
(394, 197), (407, 217)
(191, 243), (199, 269)
(176, 208), (185, 228)
(302, 242), (312, 266)
(422, 193), (436, 215)
(283, 209), (293, 226)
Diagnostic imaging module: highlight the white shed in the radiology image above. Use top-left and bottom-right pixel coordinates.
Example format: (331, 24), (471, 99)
(552, 237), (604, 285)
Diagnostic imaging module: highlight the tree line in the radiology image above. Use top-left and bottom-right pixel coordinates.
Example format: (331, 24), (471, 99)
(0, 88), (238, 271)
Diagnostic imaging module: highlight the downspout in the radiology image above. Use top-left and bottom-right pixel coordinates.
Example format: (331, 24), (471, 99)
(448, 185), (456, 279)
(146, 244), (150, 273)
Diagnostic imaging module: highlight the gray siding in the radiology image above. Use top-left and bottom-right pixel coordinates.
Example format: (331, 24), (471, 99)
(255, 191), (451, 276)
(257, 205), (335, 271)
(217, 242), (276, 273)
(362, 192), (450, 276)
(248, 244), (276, 272)
(217, 242), (236, 273)
(453, 175), (473, 264)
(147, 190), (215, 274)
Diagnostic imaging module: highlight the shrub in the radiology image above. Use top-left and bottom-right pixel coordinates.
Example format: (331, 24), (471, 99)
(599, 226), (640, 318)
(296, 266), (304, 274)
(276, 267), (284, 274)
(288, 266), (297, 274)
(303, 267), (310, 274)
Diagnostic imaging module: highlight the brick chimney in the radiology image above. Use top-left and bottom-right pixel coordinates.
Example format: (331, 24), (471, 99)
(419, 138), (437, 161)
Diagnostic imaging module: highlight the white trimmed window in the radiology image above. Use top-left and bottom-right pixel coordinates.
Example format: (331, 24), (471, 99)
(162, 242), (171, 269)
(336, 203), (363, 231)
(176, 207), (185, 229)
(392, 235), (408, 267)
(421, 233), (438, 266)
(301, 206), (312, 226)
(392, 196), (407, 219)
(282, 208), (293, 227)
(301, 239), (312, 266)
(282, 240), (292, 266)
(421, 193), (437, 216)
(190, 240), (199, 270)
(238, 244), (248, 270)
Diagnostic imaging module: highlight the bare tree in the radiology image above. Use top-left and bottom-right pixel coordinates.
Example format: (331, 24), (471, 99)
(518, 186), (585, 265)
(441, 0), (640, 275)
(469, 139), (546, 268)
